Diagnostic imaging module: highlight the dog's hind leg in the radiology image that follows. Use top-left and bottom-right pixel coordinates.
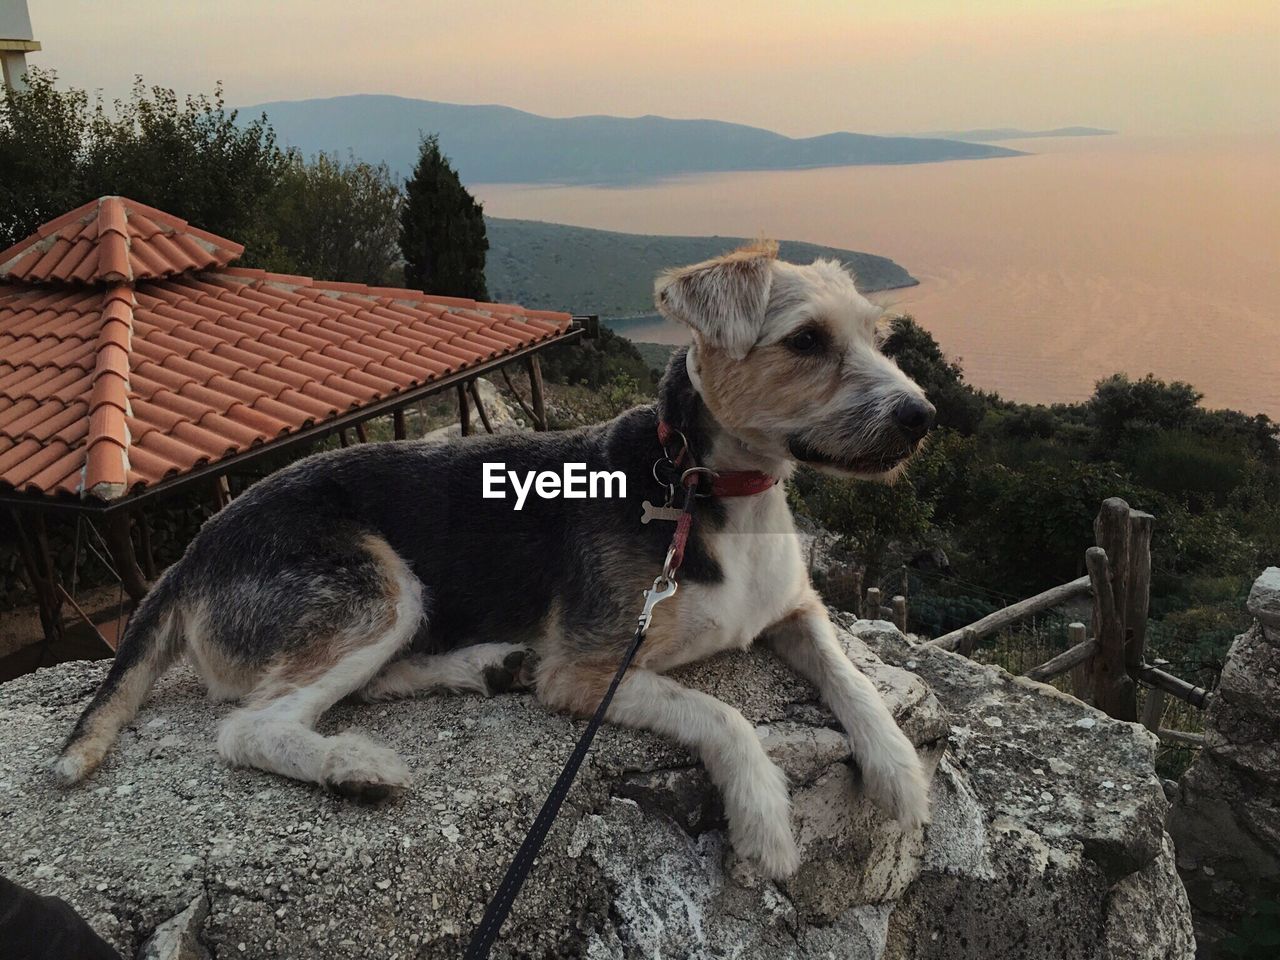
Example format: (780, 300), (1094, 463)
(216, 536), (423, 802)
(538, 659), (800, 879)
(761, 590), (930, 829)
(361, 643), (534, 701)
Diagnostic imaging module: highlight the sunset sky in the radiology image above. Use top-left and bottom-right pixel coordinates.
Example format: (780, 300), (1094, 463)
(24, 0), (1280, 137)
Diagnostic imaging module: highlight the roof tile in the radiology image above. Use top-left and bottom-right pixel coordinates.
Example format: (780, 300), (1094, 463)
(1, 198), (573, 501)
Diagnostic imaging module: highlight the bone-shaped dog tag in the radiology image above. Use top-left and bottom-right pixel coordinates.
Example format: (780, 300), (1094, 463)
(641, 500), (684, 524)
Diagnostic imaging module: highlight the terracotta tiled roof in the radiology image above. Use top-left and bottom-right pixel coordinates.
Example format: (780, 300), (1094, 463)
(0, 197), (573, 502)
(0, 197), (244, 285)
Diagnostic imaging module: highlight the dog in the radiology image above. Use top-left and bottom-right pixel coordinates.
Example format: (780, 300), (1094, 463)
(54, 241), (936, 879)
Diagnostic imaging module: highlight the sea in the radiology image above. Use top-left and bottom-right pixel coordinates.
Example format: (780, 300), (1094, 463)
(474, 133), (1280, 418)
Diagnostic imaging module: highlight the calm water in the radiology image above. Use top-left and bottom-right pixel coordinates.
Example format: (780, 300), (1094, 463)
(475, 135), (1280, 417)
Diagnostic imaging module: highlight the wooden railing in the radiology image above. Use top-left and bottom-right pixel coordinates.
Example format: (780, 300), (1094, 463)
(898, 497), (1212, 733)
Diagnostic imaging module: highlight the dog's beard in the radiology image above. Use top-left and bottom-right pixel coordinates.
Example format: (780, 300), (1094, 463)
(786, 433), (919, 481)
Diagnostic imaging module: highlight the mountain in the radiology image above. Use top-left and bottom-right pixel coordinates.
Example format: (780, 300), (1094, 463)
(911, 126), (1116, 143)
(240, 94), (1025, 184)
(484, 218), (916, 319)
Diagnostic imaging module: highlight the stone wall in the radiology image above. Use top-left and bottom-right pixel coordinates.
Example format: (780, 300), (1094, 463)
(0, 618), (1194, 959)
(1169, 568), (1280, 953)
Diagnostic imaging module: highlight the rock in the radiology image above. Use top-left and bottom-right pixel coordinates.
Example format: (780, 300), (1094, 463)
(1168, 610), (1280, 951)
(0, 618), (1193, 958)
(422, 377), (525, 442)
(850, 619), (1192, 960)
(1247, 565), (1280, 639)
(138, 895), (211, 960)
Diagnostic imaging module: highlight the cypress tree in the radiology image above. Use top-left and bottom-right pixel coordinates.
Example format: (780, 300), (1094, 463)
(399, 134), (489, 299)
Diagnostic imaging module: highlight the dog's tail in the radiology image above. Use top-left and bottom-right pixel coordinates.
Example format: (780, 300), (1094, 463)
(52, 570), (185, 785)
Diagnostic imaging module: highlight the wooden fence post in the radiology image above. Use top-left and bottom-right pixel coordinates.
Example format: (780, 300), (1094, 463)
(1141, 658), (1169, 732)
(1087, 544), (1136, 720)
(892, 594), (908, 634)
(851, 569), (864, 619)
(1126, 511), (1153, 682)
(1067, 621), (1091, 698)
(865, 587), (882, 621)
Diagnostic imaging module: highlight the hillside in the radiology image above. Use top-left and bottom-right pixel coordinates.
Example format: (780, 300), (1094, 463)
(914, 126), (1116, 142)
(484, 218), (917, 318)
(241, 94), (1024, 183)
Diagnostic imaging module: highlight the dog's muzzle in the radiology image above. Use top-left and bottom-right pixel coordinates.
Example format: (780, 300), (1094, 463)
(787, 396), (935, 475)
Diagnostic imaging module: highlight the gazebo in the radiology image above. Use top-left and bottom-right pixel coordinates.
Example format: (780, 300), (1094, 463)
(0, 196), (586, 653)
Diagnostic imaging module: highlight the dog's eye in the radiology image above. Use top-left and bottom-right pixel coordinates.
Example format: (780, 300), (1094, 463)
(785, 329), (823, 354)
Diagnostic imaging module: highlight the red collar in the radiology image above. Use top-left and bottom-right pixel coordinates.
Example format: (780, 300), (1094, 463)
(657, 420), (779, 498)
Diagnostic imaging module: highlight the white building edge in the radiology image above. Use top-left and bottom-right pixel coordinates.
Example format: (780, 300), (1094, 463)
(0, 0), (40, 92)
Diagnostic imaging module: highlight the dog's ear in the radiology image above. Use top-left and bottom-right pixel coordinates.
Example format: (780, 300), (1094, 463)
(654, 241), (777, 360)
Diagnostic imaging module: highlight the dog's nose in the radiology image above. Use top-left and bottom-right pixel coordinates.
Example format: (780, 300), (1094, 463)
(893, 397), (936, 441)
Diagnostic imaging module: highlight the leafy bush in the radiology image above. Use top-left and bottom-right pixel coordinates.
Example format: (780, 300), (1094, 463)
(538, 325), (656, 390)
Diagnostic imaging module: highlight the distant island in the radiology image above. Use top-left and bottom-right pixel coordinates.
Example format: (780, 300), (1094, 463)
(910, 126), (1116, 143)
(240, 94), (1025, 184)
(484, 218), (916, 321)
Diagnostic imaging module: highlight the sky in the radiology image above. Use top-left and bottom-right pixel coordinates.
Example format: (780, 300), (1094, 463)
(21, 0), (1280, 137)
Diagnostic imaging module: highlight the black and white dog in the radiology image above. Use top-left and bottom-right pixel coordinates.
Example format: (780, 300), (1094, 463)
(56, 242), (936, 878)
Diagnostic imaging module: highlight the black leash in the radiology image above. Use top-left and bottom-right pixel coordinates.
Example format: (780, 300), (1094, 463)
(462, 482), (695, 960)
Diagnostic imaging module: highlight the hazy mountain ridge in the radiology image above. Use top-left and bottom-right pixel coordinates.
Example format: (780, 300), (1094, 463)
(912, 126), (1116, 142)
(484, 217), (916, 319)
(241, 94), (1024, 184)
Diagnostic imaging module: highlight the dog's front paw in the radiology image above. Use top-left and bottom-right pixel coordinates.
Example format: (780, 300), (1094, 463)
(727, 761), (801, 879)
(736, 819), (801, 879)
(858, 731), (930, 830)
(483, 647), (538, 695)
(322, 732), (411, 804)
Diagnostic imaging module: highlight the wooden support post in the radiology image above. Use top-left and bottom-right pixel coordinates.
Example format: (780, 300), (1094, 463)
(457, 383), (472, 436)
(468, 379), (495, 434)
(1126, 511), (1153, 681)
(1066, 621), (1092, 699)
(501, 365), (539, 426)
(957, 627), (979, 657)
(338, 429), (350, 448)
(102, 511), (149, 601)
(1087, 545), (1134, 720)
(1141, 658), (1169, 732)
(393, 407), (407, 441)
(1091, 498), (1138, 720)
(865, 587), (882, 620)
(851, 569), (864, 619)
(892, 595), (908, 634)
(212, 475), (231, 511)
(526, 354), (547, 431)
(10, 507), (64, 647)
(354, 422), (369, 444)
(135, 508), (157, 580)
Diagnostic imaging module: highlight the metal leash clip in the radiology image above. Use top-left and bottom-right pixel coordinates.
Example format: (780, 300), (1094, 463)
(638, 576), (678, 634)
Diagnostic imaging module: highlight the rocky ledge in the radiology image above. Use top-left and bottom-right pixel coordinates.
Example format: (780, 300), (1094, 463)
(0, 618), (1193, 959)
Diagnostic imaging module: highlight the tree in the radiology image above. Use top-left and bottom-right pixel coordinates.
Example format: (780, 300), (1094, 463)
(272, 152), (403, 285)
(881, 315), (987, 434)
(2, 71), (403, 281)
(1088, 373), (1202, 448)
(82, 79), (290, 268)
(0, 70), (89, 248)
(399, 135), (489, 298)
